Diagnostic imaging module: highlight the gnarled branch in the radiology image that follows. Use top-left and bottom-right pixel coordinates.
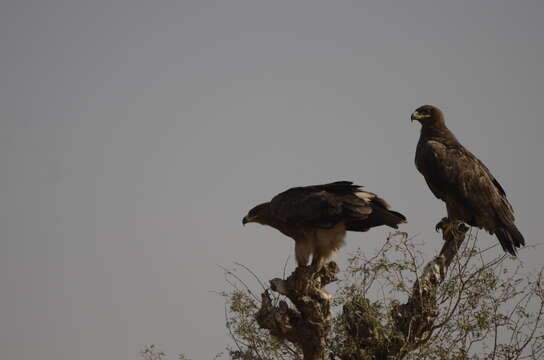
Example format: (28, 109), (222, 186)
(340, 220), (469, 359)
(391, 221), (469, 356)
(256, 262), (339, 360)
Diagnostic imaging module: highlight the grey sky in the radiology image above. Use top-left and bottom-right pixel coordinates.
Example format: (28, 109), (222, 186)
(1, 0), (543, 359)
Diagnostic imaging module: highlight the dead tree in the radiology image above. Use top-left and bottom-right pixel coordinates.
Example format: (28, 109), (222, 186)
(255, 219), (469, 360)
(256, 262), (339, 360)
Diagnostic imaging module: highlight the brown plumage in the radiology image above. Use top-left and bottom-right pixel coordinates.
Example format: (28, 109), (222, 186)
(242, 181), (406, 271)
(412, 105), (525, 255)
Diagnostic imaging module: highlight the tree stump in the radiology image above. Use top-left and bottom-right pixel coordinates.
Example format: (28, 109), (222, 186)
(256, 262), (339, 360)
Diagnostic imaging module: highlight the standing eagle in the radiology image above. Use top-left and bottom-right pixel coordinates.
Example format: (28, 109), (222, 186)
(242, 181), (406, 271)
(411, 105), (525, 255)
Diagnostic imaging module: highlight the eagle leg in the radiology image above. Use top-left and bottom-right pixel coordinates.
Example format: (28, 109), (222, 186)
(310, 255), (325, 275)
(294, 240), (312, 268)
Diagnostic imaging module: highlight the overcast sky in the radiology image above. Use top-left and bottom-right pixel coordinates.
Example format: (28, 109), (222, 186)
(2, 0), (543, 359)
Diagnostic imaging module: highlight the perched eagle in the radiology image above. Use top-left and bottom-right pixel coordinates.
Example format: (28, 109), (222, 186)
(242, 181), (406, 271)
(411, 105), (525, 255)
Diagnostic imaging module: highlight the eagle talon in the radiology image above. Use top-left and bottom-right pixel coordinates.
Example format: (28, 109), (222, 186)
(311, 264), (323, 278)
(435, 217), (449, 233)
(458, 223), (469, 232)
(437, 218), (468, 238)
(451, 221), (469, 235)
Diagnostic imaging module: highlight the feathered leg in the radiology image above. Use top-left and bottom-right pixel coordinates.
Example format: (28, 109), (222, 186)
(294, 239), (312, 267)
(311, 253), (326, 274)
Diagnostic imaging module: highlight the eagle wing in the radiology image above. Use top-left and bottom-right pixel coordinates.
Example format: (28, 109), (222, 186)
(417, 140), (514, 227)
(269, 181), (373, 229)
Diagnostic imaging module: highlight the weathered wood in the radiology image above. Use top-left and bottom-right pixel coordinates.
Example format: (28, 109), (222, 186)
(256, 262), (338, 360)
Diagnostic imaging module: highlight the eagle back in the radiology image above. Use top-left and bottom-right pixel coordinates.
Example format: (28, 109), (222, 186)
(269, 182), (368, 229)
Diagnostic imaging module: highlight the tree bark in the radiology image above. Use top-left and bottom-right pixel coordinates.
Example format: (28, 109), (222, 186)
(256, 262), (339, 360)
(390, 220), (469, 357)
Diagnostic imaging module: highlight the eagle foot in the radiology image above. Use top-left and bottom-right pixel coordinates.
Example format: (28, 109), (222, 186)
(311, 264), (323, 277)
(309, 262), (339, 284)
(435, 217), (449, 233)
(309, 267), (323, 283)
(436, 218), (468, 238)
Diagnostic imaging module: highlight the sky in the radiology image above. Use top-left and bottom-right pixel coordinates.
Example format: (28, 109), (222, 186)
(1, 0), (543, 359)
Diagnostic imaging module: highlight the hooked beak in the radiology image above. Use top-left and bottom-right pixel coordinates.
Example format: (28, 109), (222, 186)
(242, 216), (250, 225)
(411, 111), (425, 122)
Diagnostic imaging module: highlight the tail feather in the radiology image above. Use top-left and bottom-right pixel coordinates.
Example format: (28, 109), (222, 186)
(347, 207), (406, 232)
(495, 225), (525, 256)
(388, 210), (407, 224)
(508, 225), (525, 247)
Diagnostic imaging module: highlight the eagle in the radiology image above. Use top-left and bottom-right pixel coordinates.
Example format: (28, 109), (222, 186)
(242, 181), (406, 271)
(411, 105), (525, 255)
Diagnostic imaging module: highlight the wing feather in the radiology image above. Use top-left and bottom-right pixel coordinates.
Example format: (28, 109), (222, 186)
(418, 140), (514, 227)
(269, 182), (371, 228)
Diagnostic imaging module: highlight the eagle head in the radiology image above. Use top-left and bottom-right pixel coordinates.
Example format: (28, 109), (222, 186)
(242, 202), (270, 225)
(411, 105), (443, 124)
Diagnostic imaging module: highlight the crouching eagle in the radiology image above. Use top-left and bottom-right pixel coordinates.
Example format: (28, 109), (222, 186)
(411, 105), (525, 255)
(242, 181), (406, 271)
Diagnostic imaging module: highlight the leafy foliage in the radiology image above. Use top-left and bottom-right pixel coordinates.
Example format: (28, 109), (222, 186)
(221, 232), (544, 360)
(140, 232), (543, 360)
